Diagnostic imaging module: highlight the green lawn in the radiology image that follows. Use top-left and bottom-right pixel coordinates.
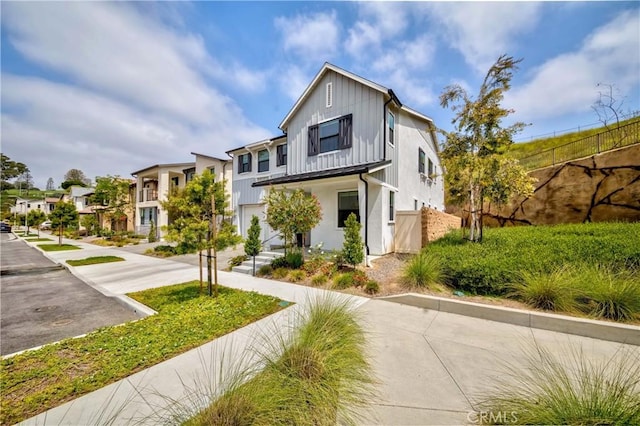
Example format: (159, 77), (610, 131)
(24, 237), (52, 242)
(37, 243), (81, 251)
(0, 282), (283, 425)
(427, 222), (640, 295)
(66, 256), (125, 266)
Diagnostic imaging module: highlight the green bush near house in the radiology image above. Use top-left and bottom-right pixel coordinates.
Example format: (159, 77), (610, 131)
(402, 251), (442, 289)
(66, 256), (125, 267)
(288, 270), (306, 282)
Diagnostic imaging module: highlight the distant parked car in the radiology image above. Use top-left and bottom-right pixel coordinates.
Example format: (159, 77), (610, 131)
(40, 220), (52, 230)
(0, 222), (12, 233)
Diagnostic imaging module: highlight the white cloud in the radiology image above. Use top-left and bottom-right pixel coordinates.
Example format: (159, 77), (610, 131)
(345, 2), (409, 57)
(278, 65), (312, 102)
(425, 3), (542, 72)
(505, 10), (640, 121)
(275, 11), (340, 63)
(0, 3), (270, 188)
(373, 35), (436, 73)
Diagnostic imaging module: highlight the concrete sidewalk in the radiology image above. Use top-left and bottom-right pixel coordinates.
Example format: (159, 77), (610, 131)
(19, 236), (638, 425)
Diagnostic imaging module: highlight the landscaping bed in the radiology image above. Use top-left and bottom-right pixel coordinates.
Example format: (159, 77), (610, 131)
(66, 256), (125, 266)
(37, 243), (81, 251)
(0, 282), (283, 425)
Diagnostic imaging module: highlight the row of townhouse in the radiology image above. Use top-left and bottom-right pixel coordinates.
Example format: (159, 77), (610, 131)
(131, 63), (444, 255)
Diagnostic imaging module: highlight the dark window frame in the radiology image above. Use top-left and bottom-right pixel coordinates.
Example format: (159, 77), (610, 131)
(389, 191), (395, 221)
(276, 144), (287, 167)
(238, 153), (252, 174)
(337, 190), (359, 228)
(419, 148), (425, 174)
(308, 114), (352, 156)
(388, 111), (395, 145)
(258, 149), (269, 173)
(428, 158), (434, 177)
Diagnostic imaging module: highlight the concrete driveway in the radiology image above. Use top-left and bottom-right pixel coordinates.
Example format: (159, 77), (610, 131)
(0, 233), (138, 355)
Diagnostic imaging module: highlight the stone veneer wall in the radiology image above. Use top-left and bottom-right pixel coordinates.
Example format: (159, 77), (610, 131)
(421, 207), (462, 245)
(483, 144), (640, 226)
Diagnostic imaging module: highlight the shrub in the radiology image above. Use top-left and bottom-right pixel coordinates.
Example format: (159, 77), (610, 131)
(311, 274), (328, 286)
(342, 213), (364, 268)
(479, 344), (640, 425)
(365, 280), (380, 295)
(271, 256), (288, 269)
(351, 269), (368, 288)
(579, 266), (640, 322)
(288, 270), (306, 283)
(285, 250), (304, 269)
(257, 264), (273, 276)
(402, 251), (442, 288)
(272, 268), (289, 279)
(509, 266), (582, 312)
(228, 255), (248, 267)
(333, 273), (354, 290)
(302, 258), (325, 275)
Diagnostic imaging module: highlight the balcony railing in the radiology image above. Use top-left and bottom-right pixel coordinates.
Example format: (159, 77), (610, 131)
(138, 189), (158, 202)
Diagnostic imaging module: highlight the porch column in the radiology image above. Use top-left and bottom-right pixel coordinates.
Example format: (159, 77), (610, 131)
(357, 178), (369, 266)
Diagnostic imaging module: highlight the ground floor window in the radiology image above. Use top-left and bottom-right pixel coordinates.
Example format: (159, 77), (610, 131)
(338, 191), (359, 227)
(389, 191), (395, 221)
(140, 207), (157, 225)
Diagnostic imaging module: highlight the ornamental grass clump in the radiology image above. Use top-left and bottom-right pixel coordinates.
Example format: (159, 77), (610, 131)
(402, 251), (442, 288)
(509, 266), (582, 312)
(579, 265), (640, 322)
(479, 344), (640, 425)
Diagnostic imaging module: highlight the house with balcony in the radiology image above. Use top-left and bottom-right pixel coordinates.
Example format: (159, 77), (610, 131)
(228, 63), (444, 256)
(131, 155), (231, 239)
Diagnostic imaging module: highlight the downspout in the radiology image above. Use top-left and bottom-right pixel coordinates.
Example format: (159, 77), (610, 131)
(358, 173), (371, 267)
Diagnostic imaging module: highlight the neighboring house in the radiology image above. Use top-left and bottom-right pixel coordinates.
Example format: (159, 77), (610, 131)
(64, 186), (95, 211)
(228, 63), (444, 255)
(10, 196), (61, 216)
(131, 155), (232, 240)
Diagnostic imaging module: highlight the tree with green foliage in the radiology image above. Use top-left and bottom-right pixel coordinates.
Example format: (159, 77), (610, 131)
(27, 210), (47, 237)
(148, 220), (157, 243)
(161, 170), (240, 295)
(342, 213), (364, 268)
(245, 214), (262, 276)
(1, 154), (27, 189)
(93, 175), (132, 231)
(61, 180), (87, 190)
(81, 214), (98, 236)
(264, 188), (322, 254)
(64, 169), (91, 186)
(439, 54), (535, 242)
(49, 201), (79, 245)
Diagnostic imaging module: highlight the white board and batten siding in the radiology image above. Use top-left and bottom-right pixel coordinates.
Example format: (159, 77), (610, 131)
(285, 70), (386, 176)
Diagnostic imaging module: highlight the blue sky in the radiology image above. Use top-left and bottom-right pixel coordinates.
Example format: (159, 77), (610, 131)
(2, 1), (639, 189)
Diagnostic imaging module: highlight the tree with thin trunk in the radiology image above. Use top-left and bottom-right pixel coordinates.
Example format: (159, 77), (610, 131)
(93, 175), (132, 232)
(264, 188), (322, 254)
(49, 201), (78, 245)
(161, 170), (240, 296)
(439, 54), (535, 242)
(27, 210), (46, 237)
(46, 177), (55, 191)
(245, 215), (262, 275)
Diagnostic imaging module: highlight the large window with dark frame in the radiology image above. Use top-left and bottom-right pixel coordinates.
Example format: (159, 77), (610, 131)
(338, 191), (359, 228)
(238, 153), (251, 174)
(258, 149), (269, 172)
(389, 191), (395, 221)
(418, 148), (426, 173)
(308, 114), (352, 156)
(277, 144), (287, 167)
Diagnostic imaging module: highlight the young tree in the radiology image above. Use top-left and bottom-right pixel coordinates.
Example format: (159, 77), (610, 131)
(439, 55), (535, 242)
(161, 170), (240, 295)
(93, 175), (132, 231)
(591, 83), (633, 147)
(49, 201), (79, 245)
(342, 212), (364, 268)
(27, 209), (47, 237)
(245, 215), (262, 275)
(264, 188), (322, 254)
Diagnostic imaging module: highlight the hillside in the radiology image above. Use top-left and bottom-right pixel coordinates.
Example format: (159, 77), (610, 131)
(509, 115), (640, 160)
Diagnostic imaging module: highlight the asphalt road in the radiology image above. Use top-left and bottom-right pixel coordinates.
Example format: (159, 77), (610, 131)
(0, 233), (138, 355)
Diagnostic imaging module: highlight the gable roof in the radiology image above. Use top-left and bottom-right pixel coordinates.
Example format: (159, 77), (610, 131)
(226, 134), (287, 155)
(279, 62), (435, 130)
(69, 186), (95, 198)
(131, 162), (195, 176)
(190, 152), (229, 162)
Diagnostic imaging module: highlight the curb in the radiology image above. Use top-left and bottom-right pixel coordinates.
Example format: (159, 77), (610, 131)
(380, 293), (640, 346)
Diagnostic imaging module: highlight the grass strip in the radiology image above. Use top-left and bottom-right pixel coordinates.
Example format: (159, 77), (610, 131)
(24, 238), (52, 242)
(66, 256), (125, 267)
(37, 244), (81, 252)
(0, 281), (283, 425)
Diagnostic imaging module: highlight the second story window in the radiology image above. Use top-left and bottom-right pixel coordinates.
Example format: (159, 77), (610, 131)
(428, 158), (434, 177)
(258, 149), (269, 173)
(171, 176), (179, 188)
(388, 111), (395, 145)
(277, 144), (287, 167)
(419, 148), (425, 174)
(238, 153), (252, 174)
(308, 114), (352, 156)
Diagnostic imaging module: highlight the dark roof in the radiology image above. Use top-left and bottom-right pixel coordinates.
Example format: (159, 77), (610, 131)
(226, 134), (287, 155)
(252, 160), (391, 187)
